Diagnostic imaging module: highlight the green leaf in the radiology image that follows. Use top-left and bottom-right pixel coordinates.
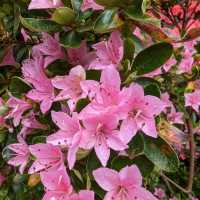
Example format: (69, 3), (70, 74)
(111, 155), (154, 177)
(71, 0), (82, 11)
(127, 133), (144, 157)
(46, 60), (70, 76)
(111, 156), (134, 171)
(125, 6), (160, 26)
(142, 135), (179, 172)
(86, 151), (101, 179)
(76, 98), (90, 113)
(86, 70), (101, 81)
(135, 77), (160, 87)
(132, 155), (154, 177)
(94, 9), (123, 33)
(144, 83), (161, 97)
(132, 42), (173, 75)
(123, 37), (135, 61)
(52, 7), (75, 25)
(9, 76), (31, 98)
(95, 0), (129, 7)
(0, 105), (8, 116)
(60, 31), (82, 48)
(20, 16), (61, 33)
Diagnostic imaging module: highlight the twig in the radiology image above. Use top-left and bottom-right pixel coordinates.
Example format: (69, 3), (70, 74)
(161, 173), (174, 195)
(160, 173), (190, 194)
(186, 118), (196, 192)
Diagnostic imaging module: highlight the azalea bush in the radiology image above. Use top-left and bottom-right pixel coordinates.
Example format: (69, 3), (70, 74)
(0, 0), (200, 199)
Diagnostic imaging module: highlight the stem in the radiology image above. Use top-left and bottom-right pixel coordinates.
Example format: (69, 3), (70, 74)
(161, 174), (174, 195)
(160, 173), (190, 194)
(186, 119), (196, 192)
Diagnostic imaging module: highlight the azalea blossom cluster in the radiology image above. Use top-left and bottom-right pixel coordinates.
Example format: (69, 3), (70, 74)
(1, 30), (164, 199)
(0, 0), (200, 199)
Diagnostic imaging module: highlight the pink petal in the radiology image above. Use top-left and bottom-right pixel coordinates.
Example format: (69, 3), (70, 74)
(101, 66), (121, 92)
(141, 119), (158, 138)
(40, 98), (53, 113)
(28, 0), (64, 9)
(108, 31), (124, 64)
(79, 190), (95, 200)
(40, 166), (71, 191)
(81, 0), (104, 12)
(93, 168), (119, 191)
(51, 111), (79, 132)
(47, 130), (70, 146)
(107, 133), (128, 151)
(119, 165), (142, 187)
(95, 140), (110, 166)
(145, 96), (165, 116)
(67, 132), (82, 169)
(130, 187), (158, 200)
(119, 118), (138, 144)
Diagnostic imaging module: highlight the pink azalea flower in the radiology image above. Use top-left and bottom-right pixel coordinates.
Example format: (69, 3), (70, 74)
(93, 165), (158, 200)
(0, 173), (5, 186)
(21, 28), (30, 42)
(40, 166), (73, 200)
(0, 47), (16, 67)
(167, 108), (184, 124)
(67, 41), (96, 68)
(28, 0), (64, 9)
(28, 143), (63, 174)
(7, 142), (30, 174)
(52, 65), (99, 110)
(68, 190), (94, 200)
(119, 83), (165, 142)
(191, 197), (199, 200)
(81, 113), (128, 166)
(22, 57), (55, 113)
(81, 0), (104, 12)
(47, 111), (82, 169)
(17, 113), (47, 143)
(185, 90), (200, 113)
(89, 31), (124, 70)
(32, 33), (65, 68)
(6, 96), (32, 127)
(80, 66), (127, 119)
(154, 187), (166, 199)
(178, 50), (194, 74)
(161, 92), (173, 109)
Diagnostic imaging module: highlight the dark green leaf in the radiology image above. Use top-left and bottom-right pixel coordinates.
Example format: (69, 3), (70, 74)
(9, 76), (31, 98)
(60, 31), (82, 48)
(94, 9), (123, 33)
(95, 0), (129, 7)
(132, 42), (173, 75)
(76, 98), (90, 113)
(46, 60), (70, 76)
(20, 17), (61, 33)
(142, 135), (179, 172)
(144, 83), (161, 97)
(86, 70), (101, 81)
(135, 77), (160, 87)
(111, 155), (154, 177)
(86, 151), (101, 179)
(132, 155), (154, 177)
(123, 37), (135, 61)
(52, 7), (75, 25)
(125, 6), (160, 26)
